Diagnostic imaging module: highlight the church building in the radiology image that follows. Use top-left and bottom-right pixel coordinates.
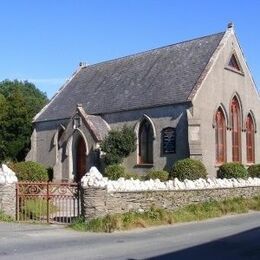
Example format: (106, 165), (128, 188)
(27, 23), (260, 181)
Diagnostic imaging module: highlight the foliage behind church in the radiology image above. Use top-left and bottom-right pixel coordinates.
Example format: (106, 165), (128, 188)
(0, 80), (48, 162)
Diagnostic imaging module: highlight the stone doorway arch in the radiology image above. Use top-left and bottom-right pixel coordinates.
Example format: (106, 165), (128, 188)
(70, 130), (88, 182)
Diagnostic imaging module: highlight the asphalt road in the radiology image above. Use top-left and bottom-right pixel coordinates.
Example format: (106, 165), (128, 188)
(0, 212), (260, 260)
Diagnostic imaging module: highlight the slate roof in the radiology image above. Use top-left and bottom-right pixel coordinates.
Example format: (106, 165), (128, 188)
(77, 106), (110, 141)
(35, 32), (225, 122)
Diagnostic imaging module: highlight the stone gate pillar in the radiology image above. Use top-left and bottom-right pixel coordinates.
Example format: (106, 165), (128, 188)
(0, 164), (18, 218)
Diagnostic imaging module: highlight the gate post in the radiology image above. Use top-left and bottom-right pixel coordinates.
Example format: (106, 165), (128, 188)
(77, 182), (81, 217)
(0, 164), (18, 219)
(82, 187), (107, 220)
(47, 182), (50, 223)
(16, 183), (19, 221)
(0, 183), (17, 218)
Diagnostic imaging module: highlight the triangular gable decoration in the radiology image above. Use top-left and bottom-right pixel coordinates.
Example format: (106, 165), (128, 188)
(227, 53), (243, 73)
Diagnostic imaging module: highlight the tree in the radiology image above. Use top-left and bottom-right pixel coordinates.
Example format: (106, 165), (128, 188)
(100, 125), (136, 165)
(0, 80), (48, 162)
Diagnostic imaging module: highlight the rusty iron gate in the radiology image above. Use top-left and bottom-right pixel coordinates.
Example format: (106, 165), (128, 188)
(16, 182), (81, 224)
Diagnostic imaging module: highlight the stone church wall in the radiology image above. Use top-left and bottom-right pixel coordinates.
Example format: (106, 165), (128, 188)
(192, 30), (260, 176)
(28, 118), (69, 167)
(31, 103), (192, 178)
(103, 103), (190, 173)
(28, 27), (260, 180)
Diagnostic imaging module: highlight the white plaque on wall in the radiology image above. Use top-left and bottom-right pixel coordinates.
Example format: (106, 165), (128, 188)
(190, 126), (200, 141)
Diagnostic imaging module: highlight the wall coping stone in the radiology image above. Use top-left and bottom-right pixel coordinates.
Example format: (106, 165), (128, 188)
(81, 167), (260, 193)
(108, 185), (260, 193)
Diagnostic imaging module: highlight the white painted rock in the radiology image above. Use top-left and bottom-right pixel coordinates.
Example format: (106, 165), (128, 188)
(80, 166), (260, 192)
(0, 164), (18, 184)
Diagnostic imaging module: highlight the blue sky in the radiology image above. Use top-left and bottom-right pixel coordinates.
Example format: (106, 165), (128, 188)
(0, 0), (259, 98)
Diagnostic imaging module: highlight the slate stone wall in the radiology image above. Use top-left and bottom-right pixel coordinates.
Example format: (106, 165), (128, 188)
(83, 186), (260, 219)
(0, 183), (16, 218)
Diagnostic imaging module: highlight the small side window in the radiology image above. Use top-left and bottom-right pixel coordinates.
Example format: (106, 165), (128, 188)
(225, 52), (244, 75)
(228, 54), (241, 71)
(73, 114), (81, 129)
(162, 127), (176, 154)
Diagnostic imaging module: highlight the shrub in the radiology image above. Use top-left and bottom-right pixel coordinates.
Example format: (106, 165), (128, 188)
(100, 125), (136, 165)
(10, 161), (49, 181)
(217, 162), (248, 179)
(171, 158), (207, 181)
(144, 170), (169, 182)
(105, 164), (125, 180)
(124, 172), (141, 180)
(248, 164), (260, 178)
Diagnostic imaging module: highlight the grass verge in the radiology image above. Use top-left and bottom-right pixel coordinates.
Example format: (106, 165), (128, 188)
(21, 198), (58, 220)
(70, 196), (260, 233)
(0, 210), (13, 222)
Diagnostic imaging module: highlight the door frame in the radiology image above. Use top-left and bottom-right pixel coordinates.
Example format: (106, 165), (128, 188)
(68, 129), (89, 181)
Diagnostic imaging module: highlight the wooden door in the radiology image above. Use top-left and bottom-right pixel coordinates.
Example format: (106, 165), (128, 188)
(76, 136), (86, 182)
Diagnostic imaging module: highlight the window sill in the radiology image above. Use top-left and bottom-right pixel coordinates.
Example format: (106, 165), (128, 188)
(215, 162), (226, 168)
(135, 164), (154, 168)
(224, 67), (244, 76)
(246, 162), (255, 166)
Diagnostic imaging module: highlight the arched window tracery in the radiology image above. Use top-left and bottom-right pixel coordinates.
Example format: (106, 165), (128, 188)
(215, 107), (226, 164)
(231, 96), (242, 162)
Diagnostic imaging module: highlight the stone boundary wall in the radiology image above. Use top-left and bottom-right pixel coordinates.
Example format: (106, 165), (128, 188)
(0, 183), (16, 218)
(83, 186), (260, 219)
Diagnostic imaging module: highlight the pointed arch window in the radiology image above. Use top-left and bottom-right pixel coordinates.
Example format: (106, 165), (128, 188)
(231, 97), (241, 162)
(57, 128), (64, 149)
(215, 107), (226, 164)
(246, 114), (255, 163)
(138, 119), (154, 164)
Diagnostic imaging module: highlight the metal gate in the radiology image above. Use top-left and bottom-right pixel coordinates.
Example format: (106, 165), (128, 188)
(16, 182), (81, 224)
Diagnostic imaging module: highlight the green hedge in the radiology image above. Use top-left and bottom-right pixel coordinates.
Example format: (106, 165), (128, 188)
(247, 164), (260, 178)
(144, 170), (169, 182)
(217, 162), (248, 179)
(104, 164), (125, 180)
(171, 159), (207, 181)
(100, 126), (136, 165)
(10, 161), (49, 182)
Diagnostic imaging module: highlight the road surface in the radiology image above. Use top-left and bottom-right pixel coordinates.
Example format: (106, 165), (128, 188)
(0, 212), (260, 259)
